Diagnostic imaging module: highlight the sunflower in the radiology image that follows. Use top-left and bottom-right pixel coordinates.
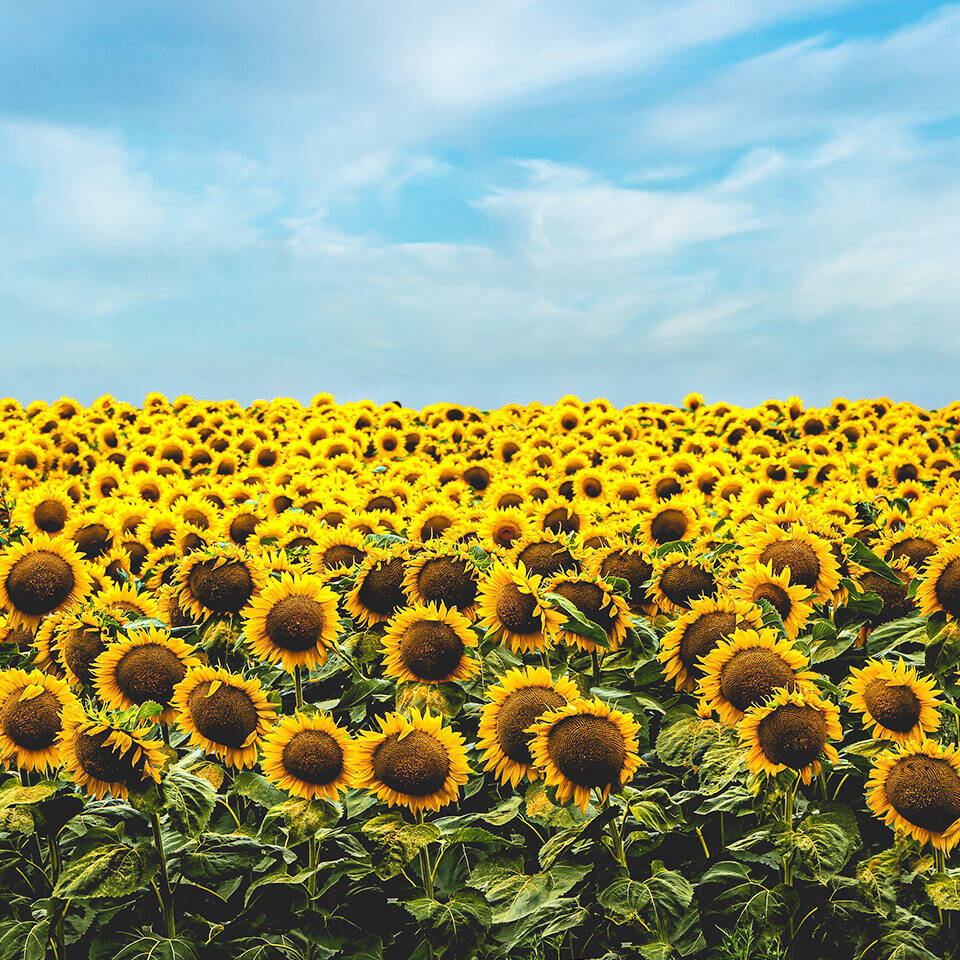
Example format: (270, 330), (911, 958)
(354, 708), (470, 813)
(12, 484), (73, 536)
(638, 496), (703, 548)
(659, 597), (763, 693)
(403, 545), (481, 619)
(476, 562), (563, 654)
(477, 667), (581, 786)
(510, 531), (581, 579)
(261, 711), (357, 801)
(243, 572), (339, 671)
(846, 659), (942, 745)
(587, 540), (653, 611)
(0, 669), (82, 771)
(917, 543), (960, 618)
(698, 628), (818, 724)
(867, 740), (960, 852)
(740, 525), (841, 600)
(382, 603), (478, 684)
(528, 698), (642, 812)
(344, 545), (410, 626)
(734, 561), (813, 639)
(94, 627), (201, 723)
(738, 687), (841, 785)
(547, 572), (631, 652)
(59, 714), (165, 800)
(175, 545), (266, 620)
(310, 527), (368, 577)
(479, 508), (530, 552)
(172, 666), (276, 768)
(0, 535), (91, 628)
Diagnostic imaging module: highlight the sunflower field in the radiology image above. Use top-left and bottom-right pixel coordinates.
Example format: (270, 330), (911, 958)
(2, 392), (960, 960)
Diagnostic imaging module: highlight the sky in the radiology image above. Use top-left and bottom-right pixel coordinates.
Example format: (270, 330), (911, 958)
(1, 1), (959, 409)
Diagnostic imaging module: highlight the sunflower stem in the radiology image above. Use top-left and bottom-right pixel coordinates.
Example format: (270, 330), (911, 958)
(591, 649), (602, 685)
(600, 794), (628, 874)
(294, 665), (305, 711)
(150, 812), (176, 939)
(46, 829), (66, 960)
(160, 722), (171, 747)
(416, 811), (435, 898)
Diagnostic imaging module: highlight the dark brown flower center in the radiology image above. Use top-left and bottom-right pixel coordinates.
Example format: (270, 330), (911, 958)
(658, 562), (716, 608)
(757, 703), (827, 769)
(321, 544), (365, 570)
(859, 572), (912, 625)
(758, 541), (820, 590)
(281, 729), (344, 785)
(1, 688), (62, 750)
(863, 679), (922, 733)
(229, 513), (259, 545)
(264, 596), (328, 652)
(752, 582), (793, 622)
(74, 728), (149, 787)
(495, 686), (566, 765)
(421, 515), (453, 540)
(371, 729), (450, 796)
(679, 611), (738, 672)
(720, 648), (796, 712)
(543, 507), (580, 535)
(552, 580), (617, 634)
(495, 583), (542, 635)
(398, 619), (465, 681)
(934, 559), (960, 617)
(73, 523), (111, 560)
(5, 552), (75, 616)
(63, 628), (105, 686)
(599, 551), (652, 608)
(187, 560), (255, 615)
(885, 755), (960, 833)
(188, 680), (258, 748)
(650, 509), (688, 544)
(357, 557), (407, 617)
(490, 519), (522, 549)
(516, 541), (579, 578)
(887, 538), (937, 569)
(415, 557), (477, 612)
(115, 643), (186, 706)
(654, 478), (682, 500)
(548, 714), (627, 789)
(33, 500), (68, 533)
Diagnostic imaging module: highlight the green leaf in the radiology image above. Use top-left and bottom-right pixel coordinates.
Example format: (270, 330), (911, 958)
(405, 889), (492, 959)
(181, 834), (289, 882)
(23, 917), (52, 960)
(469, 862), (590, 923)
(655, 715), (720, 767)
(231, 771), (287, 808)
(926, 870), (960, 910)
(543, 592), (609, 647)
(844, 537), (902, 583)
(53, 842), (160, 899)
(362, 813), (440, 880)
(163, 765), (215, 837)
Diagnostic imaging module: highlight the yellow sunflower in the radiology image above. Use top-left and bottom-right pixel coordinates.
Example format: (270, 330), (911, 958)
(638, 496), (703, 548)
(59, 714), (165, 800)
(740, 525), (841, 600)
(0, 535), (92, 628)
(476, 562), (563, 654)
(587, 540), (653, 611)
(738, 687), (841, 785)
(344, 546), (410, 627)
(547, 572), (631, 652)
(172, 666), (276, 768)
(0, 669), (83, 771)
(528, 698), (643, 812)
(846, 659), (942, 745)
(310, 527), (368, 577)
(354, 708), (470, 813)
(243, 572), (340, 671)
(261, 711), (357, 801)
(734, 561), (813, 639)
(659, 596), (763, 693)
(477, 666), (581, 786)
(510, 531), (581, 579)
(867, 739), (960, 852)
(382, 603), (478, 684)
(698, 628), (818, 724)
(12, 484), (73, 536)
(647, 551), (721, 614)
(175, 545), (266, 621)
(403, 545), (481, 619)
(917, 543), (960, 618)
(94, 627), (201, 723)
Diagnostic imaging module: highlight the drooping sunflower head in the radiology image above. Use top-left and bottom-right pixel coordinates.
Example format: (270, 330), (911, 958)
(741, 525), (841, 600)
(262, 711), (356, 801)
(528, 698), (642, 812)
(172, 666), (277, 768)
(382, 602), (478, 685)
(738, 687), (841, 785)
(659, 596), (762, 692)
(0, 535), (91, 628)
(0, 669), (82, 771)
(846, 659), (942, 745)
(354, 708), (470, 813)
(59, 714), (165, 800)
(867, 739), (960, 852)
(477, 562), (563, 653)
(175, 545), (266, 620)
(344, 545), (410, 626)
(403, 545), (481, 619)
(547, 572), (631, 652)
(917, 543), (960, 619)
(647, 550), (721, 614)
(243, 572), (339, 671)
(94, 627), (201, 723)
(698, 628), (817, 724)
(734, 561), (813, 640)
(477, 666), (581, 786)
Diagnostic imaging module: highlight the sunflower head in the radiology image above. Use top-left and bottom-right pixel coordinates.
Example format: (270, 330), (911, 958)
(528, 698), (642, 812)
(510, 532), (581, 579)
(588, 541), (653, 611)
(0, 669), (82, 771)
(477, 666), (581, 786)
(403, 546), (481, 618)
(477, 562), (562, 653)
(0, 536), (91, 628)
(354, 708), (470, 813)
(648, 552), (720, 613)
(262, 711), (356, 801)
(917, 543), (960, 618)
(547, 572), (631, 652)
(741, 525), (841, 600)
(344, 545), (410, 626)
(382, 603), (478, 684)
(176, 545), (266, 620)
(846, 659), (942, 745)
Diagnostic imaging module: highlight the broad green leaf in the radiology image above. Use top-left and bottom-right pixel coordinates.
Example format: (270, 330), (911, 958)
(405, 889), (492, 959)
(53, 842), (160, 899)
(362, 813), (440, 880)
(163, 765), (215, 837)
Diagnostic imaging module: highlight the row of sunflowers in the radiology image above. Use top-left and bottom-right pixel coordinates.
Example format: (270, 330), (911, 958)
(1, 392), (960, 960)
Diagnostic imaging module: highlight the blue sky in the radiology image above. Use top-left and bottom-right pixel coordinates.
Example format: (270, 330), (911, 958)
(1, 1), (959, 408)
